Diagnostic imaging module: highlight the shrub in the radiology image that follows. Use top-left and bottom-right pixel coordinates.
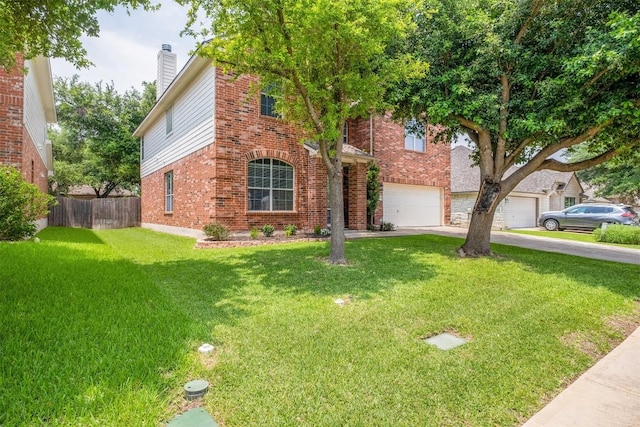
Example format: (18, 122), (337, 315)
(593, 224), (640, 245)
(250, 227), (259, 239)
(379, 221), (396, 231)
(320, 228), (331, 237)
(313, 225), (322, 235)
(203, 222), (231, 241)
(284, 224), (298, 237)
(0, 166), (55, 241)
(261, 224), (275, 237)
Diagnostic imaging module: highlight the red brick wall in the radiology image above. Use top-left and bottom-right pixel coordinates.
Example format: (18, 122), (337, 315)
(0, 56), (25, 171)
(350, 115), (451, 224)
(141, 71), (363, 233)
(21, 129), (48, 193)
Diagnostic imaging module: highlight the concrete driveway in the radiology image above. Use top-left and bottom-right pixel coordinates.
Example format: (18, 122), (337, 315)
(348, 226), (640, 265)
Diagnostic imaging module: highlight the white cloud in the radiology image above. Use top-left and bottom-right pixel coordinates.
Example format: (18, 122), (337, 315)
(50, 2), (199, 92)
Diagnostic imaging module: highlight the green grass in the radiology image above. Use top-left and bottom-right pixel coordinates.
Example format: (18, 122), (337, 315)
(508, 228), (640, 248)
(2, 227), (640, 426)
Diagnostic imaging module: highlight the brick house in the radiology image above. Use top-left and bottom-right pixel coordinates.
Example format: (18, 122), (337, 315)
(134, 45), (450, 234)
(0, 55), (56, 228)
(451, 145), (584, 229)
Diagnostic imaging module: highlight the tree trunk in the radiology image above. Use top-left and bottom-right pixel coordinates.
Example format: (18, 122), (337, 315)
(327, 164), (346, 264)
(458, 179), (503, 257)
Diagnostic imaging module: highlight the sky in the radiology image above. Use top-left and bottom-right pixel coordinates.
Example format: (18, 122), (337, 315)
(50, 2), (201, 93)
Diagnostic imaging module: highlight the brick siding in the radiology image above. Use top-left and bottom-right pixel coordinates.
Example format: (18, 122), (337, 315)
(350, 115), (451, 225)
(142, 70), (451, 233)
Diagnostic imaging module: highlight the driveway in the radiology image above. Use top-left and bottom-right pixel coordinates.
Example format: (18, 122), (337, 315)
(347, 226), (640, 265)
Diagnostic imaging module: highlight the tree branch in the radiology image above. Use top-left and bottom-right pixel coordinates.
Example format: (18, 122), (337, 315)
(539, 143), (637, 172)
(496, 74), (511, 172)
(501, 122), (610, 191)
(514, 0), (543, 44)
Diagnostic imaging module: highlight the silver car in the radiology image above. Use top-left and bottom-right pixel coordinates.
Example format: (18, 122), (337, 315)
(537, 203), (639, 231)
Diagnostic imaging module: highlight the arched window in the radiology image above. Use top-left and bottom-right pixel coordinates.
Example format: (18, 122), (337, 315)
(248, 159), (294, 211)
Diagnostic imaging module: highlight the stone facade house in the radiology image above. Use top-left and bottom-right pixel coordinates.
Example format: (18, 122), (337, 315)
(134, 45), (450, 235)
(0, 55), (56, 228)
(451, 146), (584, 229)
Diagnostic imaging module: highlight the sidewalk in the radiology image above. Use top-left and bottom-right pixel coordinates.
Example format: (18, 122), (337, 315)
(523, 326), (640, 427)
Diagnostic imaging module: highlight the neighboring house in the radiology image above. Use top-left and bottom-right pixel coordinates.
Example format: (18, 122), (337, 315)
(451, 146), (584, 229)
(63, 185), (136, 200)
(0, 55), (56, 228)
(134, 45), (450, 234)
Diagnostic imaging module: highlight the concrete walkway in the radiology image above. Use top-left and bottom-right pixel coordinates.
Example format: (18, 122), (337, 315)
(523, 326), (640, 427)
(346, 226), (640, 265)
(348, 226), (640, 426)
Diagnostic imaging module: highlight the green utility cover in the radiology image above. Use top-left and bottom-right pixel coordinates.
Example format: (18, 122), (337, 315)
(425, 333), (468, 350)
(166, 408), (218, 427)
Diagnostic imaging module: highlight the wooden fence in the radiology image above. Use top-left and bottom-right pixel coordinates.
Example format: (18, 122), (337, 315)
(48, 197), (141, 229)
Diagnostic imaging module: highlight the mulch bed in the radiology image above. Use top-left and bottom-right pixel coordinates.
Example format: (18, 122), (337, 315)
(195, 234), (328, 249)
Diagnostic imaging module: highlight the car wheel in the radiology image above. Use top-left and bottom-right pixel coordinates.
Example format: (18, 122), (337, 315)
(544, 219), (559, 231)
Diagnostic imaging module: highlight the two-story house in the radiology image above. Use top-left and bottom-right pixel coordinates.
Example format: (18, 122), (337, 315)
(134, 45), (450, 234)
(0, 55), (56, 228)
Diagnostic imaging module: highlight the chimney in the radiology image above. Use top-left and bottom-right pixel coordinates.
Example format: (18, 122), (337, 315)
(157, 44), (177, 100)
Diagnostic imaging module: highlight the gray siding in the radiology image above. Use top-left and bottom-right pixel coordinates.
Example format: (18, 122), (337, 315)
(23, 59), (48, 165)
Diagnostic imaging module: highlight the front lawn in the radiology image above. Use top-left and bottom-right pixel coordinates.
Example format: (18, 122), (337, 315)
(1, 227), (639, 426)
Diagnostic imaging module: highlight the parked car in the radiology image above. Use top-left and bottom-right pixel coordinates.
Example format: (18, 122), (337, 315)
(537, 203), (639, 231)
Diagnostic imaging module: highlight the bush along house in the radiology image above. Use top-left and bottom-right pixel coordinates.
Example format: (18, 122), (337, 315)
(133, 45), (451, 235)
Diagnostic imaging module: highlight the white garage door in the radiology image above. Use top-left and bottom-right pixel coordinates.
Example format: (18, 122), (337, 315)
(505, 196), (537, 228)
(383, 183), (442, 226)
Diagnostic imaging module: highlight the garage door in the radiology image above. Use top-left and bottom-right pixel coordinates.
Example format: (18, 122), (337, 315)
(383, 183), (442, 226)
(505, 196), (537, 228)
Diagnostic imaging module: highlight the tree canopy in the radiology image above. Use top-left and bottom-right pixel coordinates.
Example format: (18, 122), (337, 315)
(0, 0), (155, 70)
(569, 144), (640, 204)
(390, 0), (640, 255)
(180, 0), (423, 263)
(50, 77), (156, 198)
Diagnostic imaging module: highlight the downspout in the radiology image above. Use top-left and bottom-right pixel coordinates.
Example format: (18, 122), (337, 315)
(369, 114), (374, 154)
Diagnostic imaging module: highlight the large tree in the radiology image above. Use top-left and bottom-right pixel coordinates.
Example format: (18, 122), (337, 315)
(0, 0), (155, 70)
(180, 0), (422, 263)
(50, 77), (156, 198)
(390, 0), (640, 256)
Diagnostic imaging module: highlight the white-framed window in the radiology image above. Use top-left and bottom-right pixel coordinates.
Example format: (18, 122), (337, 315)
(404, 119), (426, 152)
(248, 159), (294, 211)
(564, 197), (576, 208)
(342, 122), (349, 145)
(165, 105), (173, 134)
(165, 171), (174, 212)
(260, 84), (280, 118)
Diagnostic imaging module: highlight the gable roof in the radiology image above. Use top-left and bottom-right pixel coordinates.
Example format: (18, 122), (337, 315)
(29, 56), (56, 123)
(451, 145), (582, 195)
(133, 54), (210, 137)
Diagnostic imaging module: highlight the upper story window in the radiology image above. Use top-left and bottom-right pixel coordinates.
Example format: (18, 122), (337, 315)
(404, 119), (426, 152)
(165, 105), (173, 134)
(260, 84), (280, 118)
(248, 159), (294, 211)
(342, 122), (349, 145)
(165, 171), (174, 212)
